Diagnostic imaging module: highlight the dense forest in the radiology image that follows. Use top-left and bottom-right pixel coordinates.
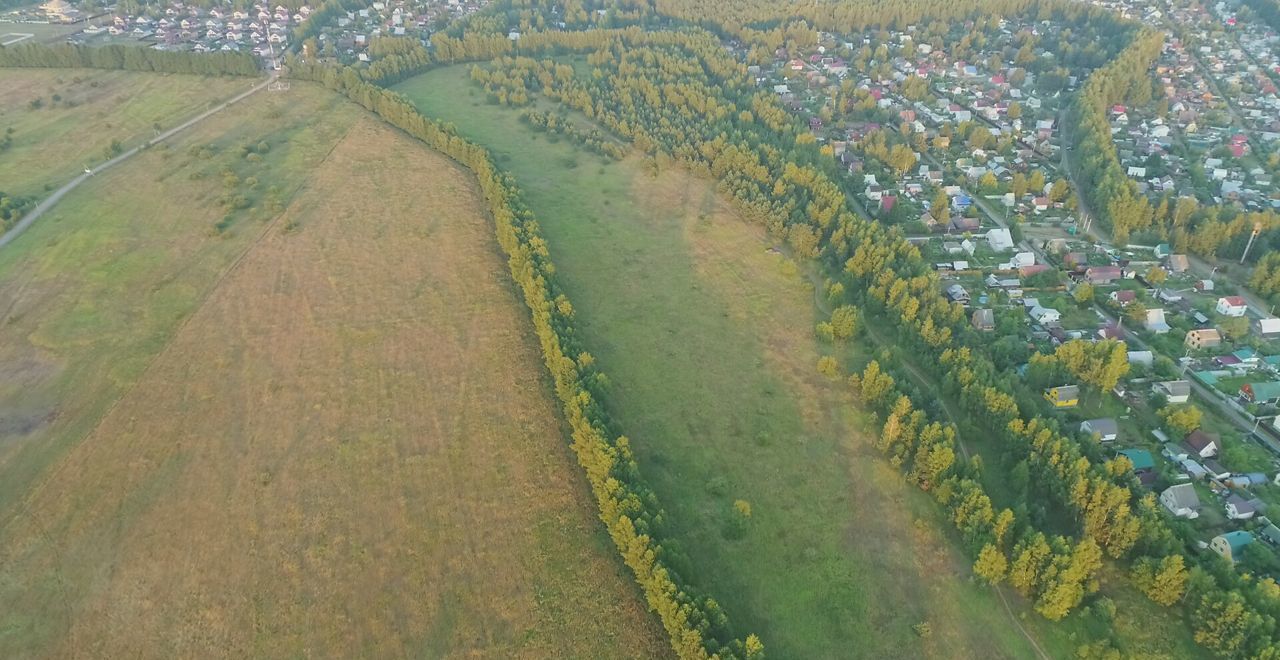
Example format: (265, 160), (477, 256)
(1243, 0), (1280, 32)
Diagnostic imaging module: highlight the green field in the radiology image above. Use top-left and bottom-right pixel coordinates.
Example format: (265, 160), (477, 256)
(397, 65), (1052, 659)
(0, 67), (246, 197)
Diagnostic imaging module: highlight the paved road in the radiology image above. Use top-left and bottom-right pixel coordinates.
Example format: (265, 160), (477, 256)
(0, 74), (275, 250)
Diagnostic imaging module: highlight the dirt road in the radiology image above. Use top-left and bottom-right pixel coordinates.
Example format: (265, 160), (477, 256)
(0, 74), (274, 250)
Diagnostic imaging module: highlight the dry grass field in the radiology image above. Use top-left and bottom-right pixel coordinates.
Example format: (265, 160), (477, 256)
(0, 68), (246, 197)
(0, 88), (664, 657)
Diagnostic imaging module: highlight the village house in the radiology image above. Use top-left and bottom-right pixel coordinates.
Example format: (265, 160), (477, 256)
(1110, 290), (1137, 306)
(1226, 494), (1261, 520)
(1184, 429), (1221, 458)
(1160, 483), (1201, 518)
(1080, 418), (1118, 442)
(1241, 381), (1280, 405)
(987, 228), (1014, 252)
(1217, 296), (1249, 317)
(1084, 266), (1123, 285)
(1157, 379), (1192, 404)
(1185, 328), (1223, 350)
(1044, 385), (1080, 408)
(1029, 305), (1061, 325)
(1211, 531), (1254, 562)
(971, 308), (995, 332)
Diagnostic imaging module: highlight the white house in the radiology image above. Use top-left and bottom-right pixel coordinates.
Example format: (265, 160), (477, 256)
(1160, 483), (1201, 519)
(1145, 308), (1171, 334)
(1156, 380), (1192, 404)
(1217, 296), (1249, 317)
(1029, 306), (1061, 325)
(1127, 350), (1154, 366)
(987, 228), (1014, 252)
(1226, 494), (1258, 520)
(1080, 418), (1118, 442)
(1257, 317), (1280, 338)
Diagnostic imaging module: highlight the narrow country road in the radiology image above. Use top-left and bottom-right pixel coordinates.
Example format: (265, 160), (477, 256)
(0, 73), (276, 250)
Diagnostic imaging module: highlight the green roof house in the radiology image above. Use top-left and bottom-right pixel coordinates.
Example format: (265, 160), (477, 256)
(1117, 448), (1155, 472)
(1211, 531), (1255, 563)
(1241, 381), (1280, 404)
(1260, 523), (1280, 547)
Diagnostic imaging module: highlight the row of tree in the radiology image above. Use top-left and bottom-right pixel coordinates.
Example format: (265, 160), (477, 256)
(288, 62), (762, 660)
(0, 43), (258, 76)
(852, 356), (1105, 621)
(520, 108), (628, 160)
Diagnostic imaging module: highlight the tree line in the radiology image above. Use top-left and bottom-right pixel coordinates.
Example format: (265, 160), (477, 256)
(288, 61), (764, 660)
(519, 107), (628, 161)
(0, 43), (258, 76)
(848, 354), (1106, 621)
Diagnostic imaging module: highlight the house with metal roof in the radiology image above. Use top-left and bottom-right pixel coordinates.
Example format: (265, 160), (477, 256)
(1156, 379), (1191, 403)
(1260, 521), (1280, 546)
(1203, 459), (1230, 480)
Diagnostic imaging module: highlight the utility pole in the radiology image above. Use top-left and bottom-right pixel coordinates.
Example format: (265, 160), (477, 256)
(1241, 221), (1262, 264)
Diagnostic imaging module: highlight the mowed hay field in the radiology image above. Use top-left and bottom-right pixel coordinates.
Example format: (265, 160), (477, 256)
(0, 86), (665, 657)
(398, 66), (1042, 659)
(0, 68), (246, 196)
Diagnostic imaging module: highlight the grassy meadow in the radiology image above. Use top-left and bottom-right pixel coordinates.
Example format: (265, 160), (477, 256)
(0, 82), (664, 657)
(397, 65), (1050, 659)
(0, 68), (247, 197)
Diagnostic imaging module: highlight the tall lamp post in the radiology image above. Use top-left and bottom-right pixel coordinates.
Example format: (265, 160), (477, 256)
(1240, 221), (1262, 265)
